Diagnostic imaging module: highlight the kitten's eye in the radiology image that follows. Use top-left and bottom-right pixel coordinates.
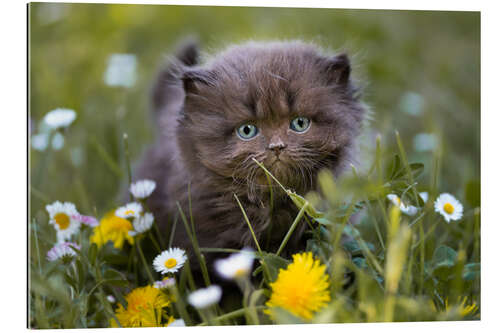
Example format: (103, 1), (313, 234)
(290, 117), (311, 133)
(236, 124), (259, 140)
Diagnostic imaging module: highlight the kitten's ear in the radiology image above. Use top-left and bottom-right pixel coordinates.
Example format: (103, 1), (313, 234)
(324, 53), (351, 86)
(182, 69), (216, 94)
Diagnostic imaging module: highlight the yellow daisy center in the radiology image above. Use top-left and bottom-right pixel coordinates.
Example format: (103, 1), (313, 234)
(443, 203), (454, 214)
(234, 268), (247, 278)
(164, 258), (177, 269)
(54, 213), (70, 230)
(124, 209), (135, 216)
(395, 197), (401, 205)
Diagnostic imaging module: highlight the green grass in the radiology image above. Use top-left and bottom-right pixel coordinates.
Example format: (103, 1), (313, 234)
(28, 129), (480, 327)
(28, 3), (480, 328)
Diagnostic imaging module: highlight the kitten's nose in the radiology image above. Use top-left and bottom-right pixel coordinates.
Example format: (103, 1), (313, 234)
(268, 138), (287, 155)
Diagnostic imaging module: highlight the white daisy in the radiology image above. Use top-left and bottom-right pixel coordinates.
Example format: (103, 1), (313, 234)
(46, 201), (81, 242)
(128, 212), (154, 236)
(106, 295), (116, 303)
(420, 192), (429, 203)
(400, 204), (418, 216)
(115, 202), (142, 219)
(153, 248), (187, 274)
(413, 133), (437, 152)
(434, 193), (463, 222)
(214, 248), (255, 280)
(187, 285), (222, 309)
(51, 132), (65, 150)
(31, 133), (49, 151)
(104, 54), (137, 88)
(43, 108), (77, 129)
(169, 319), (186, 327)
(130, 179), (156, 199)
(154, 277), (176, 289)
(46, 242), (80, 262)
(386, 194), (418, 216)
(72, 214), (99, 227)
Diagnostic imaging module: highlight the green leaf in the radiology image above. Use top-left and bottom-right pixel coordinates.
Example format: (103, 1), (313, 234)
(409, 163), (425, 179)
(252, 265), (263, 277)
(343, 240), (361, 255)
(102, 253), (129, 265)
(75, 258), (86, 291)
(313, 217), (333, 225)
(260, 253), (290, 282)
(271, 307), (305, 324)
(64, 272), (78, 291)
(286, 190), (325, 219)
(103, 268), (125, 281)
(105, 279), (129, 287)
(89, 243), (98, 266)
(462, 263), (480, 281)
(431, 245), (458, 280)
(432, 245), (457, 267)
(352, 257), (368, 269)
(388, 154), (402, 179)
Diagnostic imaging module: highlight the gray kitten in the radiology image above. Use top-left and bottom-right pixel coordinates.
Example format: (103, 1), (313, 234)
(135, 40), (365, 261)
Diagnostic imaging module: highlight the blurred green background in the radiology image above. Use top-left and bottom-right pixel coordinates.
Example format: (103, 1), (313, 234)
(29, 3), (480, 225)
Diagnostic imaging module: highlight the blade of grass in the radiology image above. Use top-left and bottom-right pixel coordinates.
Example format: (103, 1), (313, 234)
(395, 131), (420, 203)
(168, 213), (178, 248)
(31, 219), (42, 275)
(351, 165), (385, 251)
(276, 202), (307, 256)
(198, 306), (266, 326)
(171, 285), (193, 326)
(89, 135), (124, 179)
(252, 158), (287, 192)
(30, 186), (50, 204)
(234, 194), (263, 254)
(122, 133), (133, 201)
(136, 240), (155, 284)
(375, 134), (383, 182)
(148, 230), (162, 253)
(418, 222), (425, 295)
(176, 202), (211, 287)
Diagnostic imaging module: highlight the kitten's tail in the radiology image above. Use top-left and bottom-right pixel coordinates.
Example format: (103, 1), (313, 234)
(151, 38), (200, 114)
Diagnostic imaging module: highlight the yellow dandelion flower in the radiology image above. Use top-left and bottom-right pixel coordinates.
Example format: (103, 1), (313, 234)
(90, 211), (134, 249)
(111, 285), (173, 327)
(445, 297), (479, 318)
(266, 252), (331, 320)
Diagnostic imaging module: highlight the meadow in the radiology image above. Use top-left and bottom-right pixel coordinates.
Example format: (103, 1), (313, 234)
(29, 3), (480, 328)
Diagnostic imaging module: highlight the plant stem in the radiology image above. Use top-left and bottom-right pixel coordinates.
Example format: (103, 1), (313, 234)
(32, 219), (42, 275)
(136, 240), (155, 284)
(122, 133), (133, 201)
(234, 194), (263, 254)
(176, 202), (211, 287)
(395, 131), (420, 203)
(89, 135), (124, 179)
(276, 203), (307, 256)
(418, 223), (425, 295)
(252, 158), (287, 192)
(152, 216), (166, 249)
(148, 231), (162, 253)
(171, 285), (193, 326)
(168, 213), (178, 249)
(198, 306), (266, 326)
